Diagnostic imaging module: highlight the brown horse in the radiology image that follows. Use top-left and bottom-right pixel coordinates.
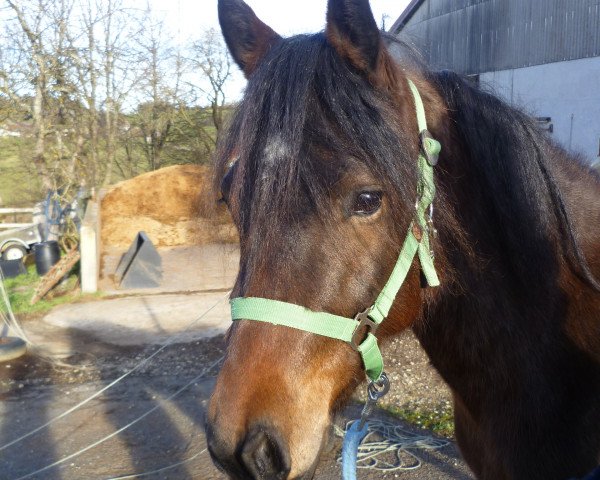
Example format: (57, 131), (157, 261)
(206, 0), (600, 478)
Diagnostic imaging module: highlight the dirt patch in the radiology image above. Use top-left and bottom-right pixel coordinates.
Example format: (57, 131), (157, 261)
(3, 325), (451, 416)
(101, 165), (237, 249)
(379, 333), (453, 409)
(0, 335), (228, 391)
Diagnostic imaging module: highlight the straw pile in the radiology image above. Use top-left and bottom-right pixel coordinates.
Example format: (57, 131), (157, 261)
(101, 165), (237, 249)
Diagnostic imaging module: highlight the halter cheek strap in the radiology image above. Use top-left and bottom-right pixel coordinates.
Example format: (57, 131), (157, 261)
(230, 79), (441, 383)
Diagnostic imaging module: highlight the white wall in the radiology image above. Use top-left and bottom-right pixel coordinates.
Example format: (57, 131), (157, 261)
(480, 56), (600, 163)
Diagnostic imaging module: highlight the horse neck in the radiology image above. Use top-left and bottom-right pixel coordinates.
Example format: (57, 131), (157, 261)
(408, 76), (583, 402)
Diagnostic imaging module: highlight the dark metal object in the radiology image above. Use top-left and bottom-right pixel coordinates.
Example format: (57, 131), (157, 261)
(114, 232), (162, 289)
(0, 259), (27, 279)
(358, 373), (390, 429)
(350, 308), (379, 351)
(537, 117), (554, 133)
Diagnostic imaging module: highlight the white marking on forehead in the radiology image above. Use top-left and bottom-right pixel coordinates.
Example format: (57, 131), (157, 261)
(263, 134), (290, 169)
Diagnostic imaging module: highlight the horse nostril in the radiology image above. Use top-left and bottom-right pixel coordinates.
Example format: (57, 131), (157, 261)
(206, 423), (232, 474)
(240, 425), (291, 480)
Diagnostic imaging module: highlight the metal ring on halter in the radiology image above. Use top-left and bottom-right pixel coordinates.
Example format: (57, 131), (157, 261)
(368, 372), (390, 400)
(358, 372), (391, 429)
(350, 308), (379, 351)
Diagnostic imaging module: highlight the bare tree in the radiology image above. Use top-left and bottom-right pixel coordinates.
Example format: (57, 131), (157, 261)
(64, 0), (142, 186)
(47, 0), (87, 191)
(5, 0), (54, 190)
(134, 13), (177, 171)
(83, 0), (143, 186)
(0, 1), (237, 203)
(3, 0), (97, 193)
(101, 0), (120, 185)
(67, 0), (102, 186)
(188, 28), (233, 135)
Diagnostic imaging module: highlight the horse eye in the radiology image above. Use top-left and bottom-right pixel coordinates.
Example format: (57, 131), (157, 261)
(220, 161), (238, 204)
(352, 191), (382, 216)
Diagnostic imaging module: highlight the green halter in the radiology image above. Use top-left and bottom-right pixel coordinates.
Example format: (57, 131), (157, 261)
(230, 79), (441, 383)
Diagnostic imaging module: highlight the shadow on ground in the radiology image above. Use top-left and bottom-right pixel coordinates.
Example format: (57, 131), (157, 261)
(0, 321), (474, 480)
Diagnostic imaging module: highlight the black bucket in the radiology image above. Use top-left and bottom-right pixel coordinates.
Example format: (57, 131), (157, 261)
(33, 241), (61, 276)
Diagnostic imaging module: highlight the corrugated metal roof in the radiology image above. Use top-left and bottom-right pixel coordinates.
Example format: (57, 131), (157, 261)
(391, 0), (600, 74)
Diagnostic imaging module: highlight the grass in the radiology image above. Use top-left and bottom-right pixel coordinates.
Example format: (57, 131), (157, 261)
(2, 263), (89, 316)
(381, 402), (455, 438)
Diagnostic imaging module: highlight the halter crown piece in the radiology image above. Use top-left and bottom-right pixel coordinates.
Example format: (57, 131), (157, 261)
(230, 78), (441, 384)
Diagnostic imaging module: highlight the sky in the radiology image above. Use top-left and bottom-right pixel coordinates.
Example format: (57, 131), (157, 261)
(147, 0), (411, 100)
(151, 0), (410, 37)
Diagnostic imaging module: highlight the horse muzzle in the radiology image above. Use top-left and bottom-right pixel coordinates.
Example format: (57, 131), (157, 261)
(207, 420), (293, 479)
(205, 321), (357, 478)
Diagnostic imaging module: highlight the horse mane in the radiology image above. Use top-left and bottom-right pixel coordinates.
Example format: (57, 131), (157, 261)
(430, 70), (600, 292)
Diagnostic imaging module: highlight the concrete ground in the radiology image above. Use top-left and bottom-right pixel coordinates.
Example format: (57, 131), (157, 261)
(40, 292), (232, 347)
(0, 244), (474, 479)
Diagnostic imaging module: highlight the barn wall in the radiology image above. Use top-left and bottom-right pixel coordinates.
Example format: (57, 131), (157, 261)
(480, 56), (600, 162)
(395, 0), (600, 75)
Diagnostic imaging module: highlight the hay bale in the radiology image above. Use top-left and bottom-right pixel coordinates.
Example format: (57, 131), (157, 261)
(101, 165), (237, 249)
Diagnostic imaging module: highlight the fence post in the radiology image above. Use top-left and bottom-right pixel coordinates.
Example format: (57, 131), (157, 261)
(80, 198), (101, 293)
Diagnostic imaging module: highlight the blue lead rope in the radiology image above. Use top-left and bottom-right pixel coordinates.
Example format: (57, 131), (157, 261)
(341, 421), (369, 480)
(577, 466), (600, 480)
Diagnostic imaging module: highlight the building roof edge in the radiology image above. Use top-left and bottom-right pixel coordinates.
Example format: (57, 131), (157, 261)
(389, 0), (425, 34)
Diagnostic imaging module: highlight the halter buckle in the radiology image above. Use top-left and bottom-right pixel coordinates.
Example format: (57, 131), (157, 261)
(350, 308), (379, 351)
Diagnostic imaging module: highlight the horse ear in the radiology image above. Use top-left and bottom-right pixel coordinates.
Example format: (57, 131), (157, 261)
(326, 0), (382, 73)
(218, 0), (281, 77)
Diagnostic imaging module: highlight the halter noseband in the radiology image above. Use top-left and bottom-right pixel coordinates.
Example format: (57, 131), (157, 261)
(230, 79), (441, 383)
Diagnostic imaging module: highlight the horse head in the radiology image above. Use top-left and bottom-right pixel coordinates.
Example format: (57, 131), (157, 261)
(207, 0), (447, 478)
